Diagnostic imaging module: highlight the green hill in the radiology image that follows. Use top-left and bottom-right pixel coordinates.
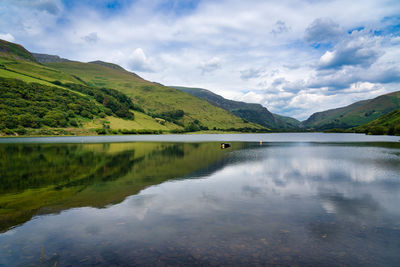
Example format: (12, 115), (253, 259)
(0, 39), (36, 62)
(44, 61), (263, 131)
(302, 91), (400, 130)
(353, 108), (400, 135)
(173, 86), (300, 129)
(0, 39), (265, 135)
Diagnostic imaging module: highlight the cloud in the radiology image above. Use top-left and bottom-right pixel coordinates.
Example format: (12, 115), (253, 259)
(82, 32), (99, 43)
(35, 0), (61, 15)
(199, 57), (221, 74)
(240, 67), (265, 80)
(318, 33), (381, 70)
(272, 77), (287, 87)
(127, 48), (156, 73)
(0, 33), (15, 42)
(271, 20), (291, 36)
(304, 18), (342, 44)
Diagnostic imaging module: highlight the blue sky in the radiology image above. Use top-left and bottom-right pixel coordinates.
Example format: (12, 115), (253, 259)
(1, 0), (400, 120)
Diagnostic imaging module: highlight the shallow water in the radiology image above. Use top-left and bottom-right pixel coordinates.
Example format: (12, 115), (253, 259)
(0, 135), (399, 266)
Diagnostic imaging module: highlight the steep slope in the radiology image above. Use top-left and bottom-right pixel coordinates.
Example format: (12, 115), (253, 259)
(0, 39), (36, 62)
(353, 108), (400, 135)
(0, 39), (263, 133)
(173, 86), (300, 129)
(272, 113), (301, 129)
(45, 61), (264, 130)
(302, 91), (400, 130)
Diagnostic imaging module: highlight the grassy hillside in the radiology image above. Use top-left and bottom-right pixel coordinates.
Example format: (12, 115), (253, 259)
(45, 61), (264, 130)
(0, 57), (83, 85)
(0, 77), (133, 132)
(272, 113), (301, 129)
(0, 39), (264, 134)
(302, 91), (400, 130)
(353, 108), (400, 135)
(173, 86), (299, 129)
(0, 39), (36, 62)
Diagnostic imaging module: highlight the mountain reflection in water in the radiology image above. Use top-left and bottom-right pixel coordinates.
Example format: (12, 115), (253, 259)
(0, 141), (399, 266)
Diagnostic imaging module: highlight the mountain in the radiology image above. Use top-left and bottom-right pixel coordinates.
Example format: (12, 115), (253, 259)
(44, 61), (263, 131)
(32, 53), (70, 63)
(272, 113), (302, 129)
(353, 108), (400, 135)
(0, 39), (36, 62)
(172, 86), (300, 129)
(302, 91), (400, 130)
(0, 39), (264, 136)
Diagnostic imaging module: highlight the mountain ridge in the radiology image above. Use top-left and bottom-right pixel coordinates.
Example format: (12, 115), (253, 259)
(172, 86), (300, 129)
(301, 91), (400, 130)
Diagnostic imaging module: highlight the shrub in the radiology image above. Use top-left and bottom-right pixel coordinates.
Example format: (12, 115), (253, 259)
(95, 128), (107, 135)
(368, 126), (386, 135)
(15, 127), (27, 135)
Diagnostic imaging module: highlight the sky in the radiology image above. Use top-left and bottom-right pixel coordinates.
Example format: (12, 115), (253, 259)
(1, 0), (400, 120)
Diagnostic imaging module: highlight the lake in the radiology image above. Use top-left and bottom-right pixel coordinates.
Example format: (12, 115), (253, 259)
(0, 133), (399, 266)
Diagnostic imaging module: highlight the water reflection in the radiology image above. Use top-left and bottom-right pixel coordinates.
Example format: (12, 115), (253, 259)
(0, 142), (242, 232)
(0, 142), (399, 266)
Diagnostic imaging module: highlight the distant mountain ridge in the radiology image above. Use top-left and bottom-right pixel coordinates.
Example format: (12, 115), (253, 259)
(302, 91), (400, 130)
(172, 86), (300, 129)
(89, 60), (125, 70)
(32, 53), (70, 63)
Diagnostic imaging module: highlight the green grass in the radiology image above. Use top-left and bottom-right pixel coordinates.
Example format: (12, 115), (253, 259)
(303, 91), (400, 130)
(85, 114), (181, 131)
(46, 61), (263, 130)
(0, 57), (82, 84)
(353, 108), (400, 135)
(0, 39), (36, 61)
(0, 68), (62, 87)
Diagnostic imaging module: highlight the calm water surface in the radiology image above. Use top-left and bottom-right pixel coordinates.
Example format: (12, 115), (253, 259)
(0, 134), (400, 266)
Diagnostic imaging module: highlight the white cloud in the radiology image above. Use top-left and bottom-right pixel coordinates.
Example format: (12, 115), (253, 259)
(199, 57), (221, 74)
(126, 48), (156, 73)
(0, 33), (15, 42)
(318, 30), (382, 70)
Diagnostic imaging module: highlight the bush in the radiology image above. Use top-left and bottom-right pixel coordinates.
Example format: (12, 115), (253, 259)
(15, 127), (27, 135)
(3, 128), (14, 135)
(368, 126), (387, 135)
(95, 128), (107, 135)
(69, 119), (79, 127)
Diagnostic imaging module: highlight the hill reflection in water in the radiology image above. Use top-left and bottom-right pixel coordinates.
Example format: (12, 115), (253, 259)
(0, 141), (400, 266)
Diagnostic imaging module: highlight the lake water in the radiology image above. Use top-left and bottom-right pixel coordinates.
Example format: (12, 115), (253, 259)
(0, 133), (399, 266)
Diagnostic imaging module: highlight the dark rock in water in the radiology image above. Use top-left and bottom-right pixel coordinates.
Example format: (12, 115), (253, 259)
(220, 143), (231, 149)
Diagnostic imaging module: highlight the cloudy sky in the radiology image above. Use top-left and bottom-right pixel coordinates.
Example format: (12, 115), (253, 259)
(1, 0), (400, 120)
